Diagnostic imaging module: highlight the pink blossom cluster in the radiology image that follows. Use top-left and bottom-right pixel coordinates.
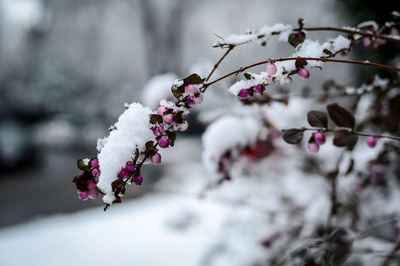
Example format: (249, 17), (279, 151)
(361, 26), (399, 48)
(73, 158), (100, 200)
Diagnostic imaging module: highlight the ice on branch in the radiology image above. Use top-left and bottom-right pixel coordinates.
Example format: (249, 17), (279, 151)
(97, 103), (154, 204)
(213, 23), (292, 48)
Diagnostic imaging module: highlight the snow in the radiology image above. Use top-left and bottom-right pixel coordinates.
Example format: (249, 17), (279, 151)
(97, 103), (154, 204)
(142, 73), (178, 110)
(0, 194), (228, 266)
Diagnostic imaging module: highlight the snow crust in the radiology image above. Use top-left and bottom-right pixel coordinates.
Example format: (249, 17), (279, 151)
(97, 103), (154, 203)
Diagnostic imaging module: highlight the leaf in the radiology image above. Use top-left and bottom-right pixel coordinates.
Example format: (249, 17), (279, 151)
(323, 49), (333, 56)
(244, 73), (253, 80)
(333, 130), (358, 148)
(288, 31), (305, 47)
(145, 141), (154, 151)
(173, 111), (184, 124)
(111, 179), (124, 192)
(150, 114), (163, 124)
(307, 111), (328, 128)
(166, 131), (176, 147)
(327, 103), (356, 129)
(182, 73), (203, 85)
(171, 85), (184, 99)
(77, 159), (89, 171)
(282, 128), (304, 144)
(295, 58), (308, 69)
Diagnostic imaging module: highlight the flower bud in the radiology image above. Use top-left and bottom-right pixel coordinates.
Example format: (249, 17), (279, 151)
(307, 142), (320, 153)
(158, 136), (170, 148)
(77, 190), (89, 201)
(118, 168), (129, 179)
(152, 125), (165, 136)
(88, 180), (97, 190)
(125, 162), (136, 171)
(184, 84), (197, 95)
(178, 120), (188, 131)
(266, 63), (277, 75)
(193, 94), (203, 104)
(157, 106), (169, 115)
(238, 89), (249, 99)
(362, 37), (371, 47)
(366, 136), (377, 148)
(88, 189), (98, 199)
(151, 153), (162, 164)
(133, 175), (143, 185)
(163, 114), (174, 125)
(253, 84), (263, 95)
(298, 68), (310, 79)
(90, 158), (99, 167)
(314, 132), (326, 145)
(91, 168), (100, 176)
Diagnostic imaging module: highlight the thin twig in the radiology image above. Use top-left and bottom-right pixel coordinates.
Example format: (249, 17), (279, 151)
(205, 45), (234, 82)
(204, 57), (400, 88)
(380, 241), (400, 266)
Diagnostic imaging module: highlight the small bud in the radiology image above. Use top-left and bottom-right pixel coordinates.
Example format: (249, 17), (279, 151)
(88, 189), (98, 199)
(178, 120), (188, 131)
(298, 68), (310, 79)
(77, 190), (89, 201)
(88, 180), (97, 190)
(362, 37), (371, 47)
(118, 168), (129, 179)
(307, 142), (320, 153)
(186, 97), (195, 106)
(163, 114), (174, 125)
(91, 168), (100, 176)
(157, 106), (169, 115)
(184, 84), (197, 95)
(125, 162), (136, 171)
(193, 94), (203, 104)
(133, 175), (143, 185)
(90, 158), (99, 167)
(151, 153), (162, 164)
(366, 136), (377, 148)
(314, 132), (326, 145)
(253, 84), (263, 95)
(158, 136), (170, 148)
(152, 125), (165, 136)
(266, 63), (277, 75)
(238, 89), (249, 99)
(284, 77), (292, 84)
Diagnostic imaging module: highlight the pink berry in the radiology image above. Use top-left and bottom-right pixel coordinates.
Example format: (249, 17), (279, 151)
(314, 132), (326, 145)
(238, 89), (249, 99)
(133, 175), (143, 185)
(366, 136), (377, 148)
(307, 142), (320, 153)
(266, 63), (277, 75)
(298, 68), (310, 79)
(118, 168), (129, 179)
(91, 168), (100, 176)
(151, 153), (162, 164)
(184, 84), (197, 95)
(178, 120), (188, 131)
(88, 180), (97, 190)
(253, 84), (263, 95)
(193, 94), (203, 104)
(156, 106), (169, 115)
(90, 159), (99, 167)
(88, 189), (98, 199)
(390, 27), (399, 36)
(186, 97), (195, 106)
(163, 114), (174, 125)
(158, 136), (170, 148)
(362, 37), (371, 47)
(126, 162), (136, 171)
(77, 190), (89, 201)
(152, 125), (165, 136)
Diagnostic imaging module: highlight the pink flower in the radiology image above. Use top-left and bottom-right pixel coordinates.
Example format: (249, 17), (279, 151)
(366, 136), (377, 148)
(184, 84), (198, 95)
(118, 168), (129, 179)
(157, 106), (169, 115)
(126, 162), (136, 171)
(152, 125), (165, 136)
(298, 68), (310, 79)
(133, 175), (143, 185)
(158, 136), (170, 148)
(253, 84), (263, 95)
(151, 153), (162, 164)
(163, 114), (174, 125)
(238, 89), (249, 99)
(313, 132), (326, 145)
(77, 190), (89, 201)
(266, 63), (277, 75)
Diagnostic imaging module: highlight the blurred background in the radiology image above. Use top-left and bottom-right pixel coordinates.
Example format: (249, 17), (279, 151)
(0, 0), (398, 265)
